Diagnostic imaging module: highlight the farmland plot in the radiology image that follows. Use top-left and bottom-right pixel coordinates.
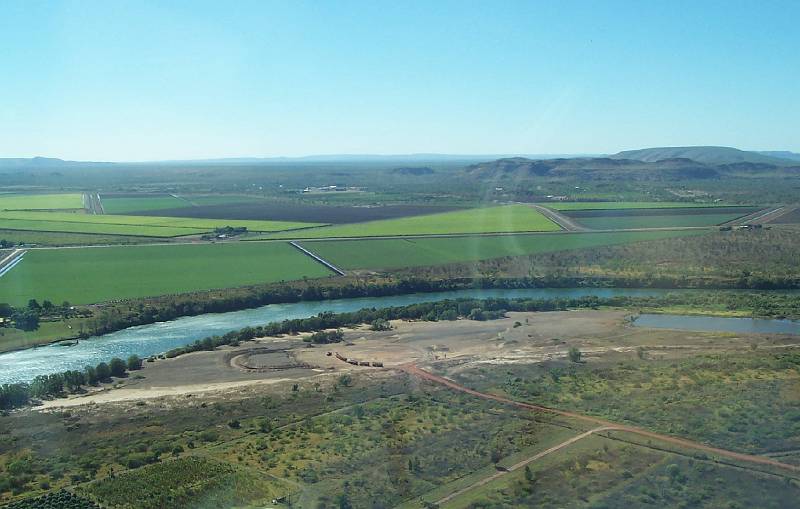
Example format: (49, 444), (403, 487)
(0, 242), (333, 305)
(263, 205), (560, 239)
(555, 206), (758, 230)
(131, 199), (465, 223)
(101, 194), (190, 214)
(546, 201), (741, 211)
(302, 230), (706, 270)
(0, 193), (84, 211)
(0, 210), (324, 237)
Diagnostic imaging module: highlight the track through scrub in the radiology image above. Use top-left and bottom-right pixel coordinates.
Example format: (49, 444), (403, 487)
(434, 426), (614, 505)
(399, 363), (800, 475)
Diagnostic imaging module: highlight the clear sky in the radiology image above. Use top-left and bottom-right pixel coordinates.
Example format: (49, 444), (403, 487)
(1, 0), (798, 161)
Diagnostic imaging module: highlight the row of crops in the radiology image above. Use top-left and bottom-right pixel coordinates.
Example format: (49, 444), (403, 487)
(1, 490), (99, 509)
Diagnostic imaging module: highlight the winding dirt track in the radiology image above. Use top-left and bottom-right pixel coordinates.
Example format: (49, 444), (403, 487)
(435, 426), (613, 505)
(400, 364), (800, 474)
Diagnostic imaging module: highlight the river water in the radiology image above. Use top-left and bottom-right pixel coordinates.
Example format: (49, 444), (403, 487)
(633, 313), (800, 335)
(0, 287), (795, 384)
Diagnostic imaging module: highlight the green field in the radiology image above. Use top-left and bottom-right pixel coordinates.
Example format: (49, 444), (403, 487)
(0, 243), (332, 305)
(303, 230), (706, 270)
(0, 211), (324, 237)
(264, 205), (560, 239)
(0, 229), (154, 246)
(101, 195), (190, 214)
(546, 201), (739, 211)
(575, 213), (744, 230)
(0, 193), (84, 211)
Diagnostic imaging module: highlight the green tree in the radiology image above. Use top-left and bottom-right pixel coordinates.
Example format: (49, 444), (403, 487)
(524, 465), (535, 482)
(0, 303), (13, 318)
(109, 358), (127, 377)
(568, 347), (582, 363)
(84, 365), (98, 385)
(12, 309), (39, 331)
(95, 362), (111, 381)
(127, 355), (142, 371)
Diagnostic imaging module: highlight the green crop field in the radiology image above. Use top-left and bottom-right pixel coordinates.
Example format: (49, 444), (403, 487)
(302, 230), (706, 270)
(264, 205), (560, 239)
(575, 213), (744, 230)
(101, 195), (190, 214)
(0, 193), (84, 211)
(0, 229), (155, 246)
(546, 201), (740, 211)
(0, 211), (324, 237)
(0, 242), (333, 305)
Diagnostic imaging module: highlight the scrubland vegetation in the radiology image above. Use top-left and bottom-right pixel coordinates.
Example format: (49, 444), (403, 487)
(400, 227), (800, 289)
(1, 158), (799, 509)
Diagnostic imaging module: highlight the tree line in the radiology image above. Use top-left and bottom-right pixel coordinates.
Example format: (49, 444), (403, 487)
(3, 291), (799, 411)
(0, 355), (141, 410)
(0, 299), (75, 332)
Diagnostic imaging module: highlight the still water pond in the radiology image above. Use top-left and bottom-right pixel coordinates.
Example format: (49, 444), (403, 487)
(633, 313), (800, 335)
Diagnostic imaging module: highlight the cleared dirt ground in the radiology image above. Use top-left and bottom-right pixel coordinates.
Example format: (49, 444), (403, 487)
(40, 310), (800, 409)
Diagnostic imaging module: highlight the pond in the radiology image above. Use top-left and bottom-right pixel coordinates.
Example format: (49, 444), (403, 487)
(633, 313), (800, 335)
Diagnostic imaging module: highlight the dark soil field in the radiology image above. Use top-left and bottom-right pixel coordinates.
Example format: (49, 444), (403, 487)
(126, 201), (464, 223)
(99, 192), (176, 198)
(769, 207), (800, 224)
(562, 206), (759, 218)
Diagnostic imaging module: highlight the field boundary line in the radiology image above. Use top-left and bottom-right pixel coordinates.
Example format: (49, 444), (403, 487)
(289, 241), (346, 275)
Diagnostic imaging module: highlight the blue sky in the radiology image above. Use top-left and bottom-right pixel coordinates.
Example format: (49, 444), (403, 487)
(1, 0), (798, 161)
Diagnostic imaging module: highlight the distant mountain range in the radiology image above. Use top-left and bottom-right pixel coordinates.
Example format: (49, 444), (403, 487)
(1, 148), (799, 181)
(0, 156), (110, 169)
(466, 154), (800, 181)
(757, 150), (800, 162)
(611, 146), (797, 166)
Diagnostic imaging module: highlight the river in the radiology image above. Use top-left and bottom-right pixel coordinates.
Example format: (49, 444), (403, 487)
(0, 287), (793, 384)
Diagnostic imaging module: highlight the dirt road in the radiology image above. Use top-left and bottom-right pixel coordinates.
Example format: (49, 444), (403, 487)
(527, 203), (589, 231)
(400, 364), (800, 474)
(0, 248), (25, 278)
(435, 426), (613, 505)
(83, 192), (105, 214)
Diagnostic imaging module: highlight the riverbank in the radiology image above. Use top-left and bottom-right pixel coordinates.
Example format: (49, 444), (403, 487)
(3, 289), (800, 386)
(5, 273), (800, 355)
(35, 309), (800, 410)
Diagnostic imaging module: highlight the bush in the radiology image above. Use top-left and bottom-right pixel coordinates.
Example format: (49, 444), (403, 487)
(96, 362), (111, 381)
(370, 318), (392, 331)
(199, 430), (219, 442)
(109, 358), (127, 378)
(127, 355), (143, 371)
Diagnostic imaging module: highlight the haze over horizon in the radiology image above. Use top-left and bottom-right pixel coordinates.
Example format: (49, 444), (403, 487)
(2, 0), (798, 161)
